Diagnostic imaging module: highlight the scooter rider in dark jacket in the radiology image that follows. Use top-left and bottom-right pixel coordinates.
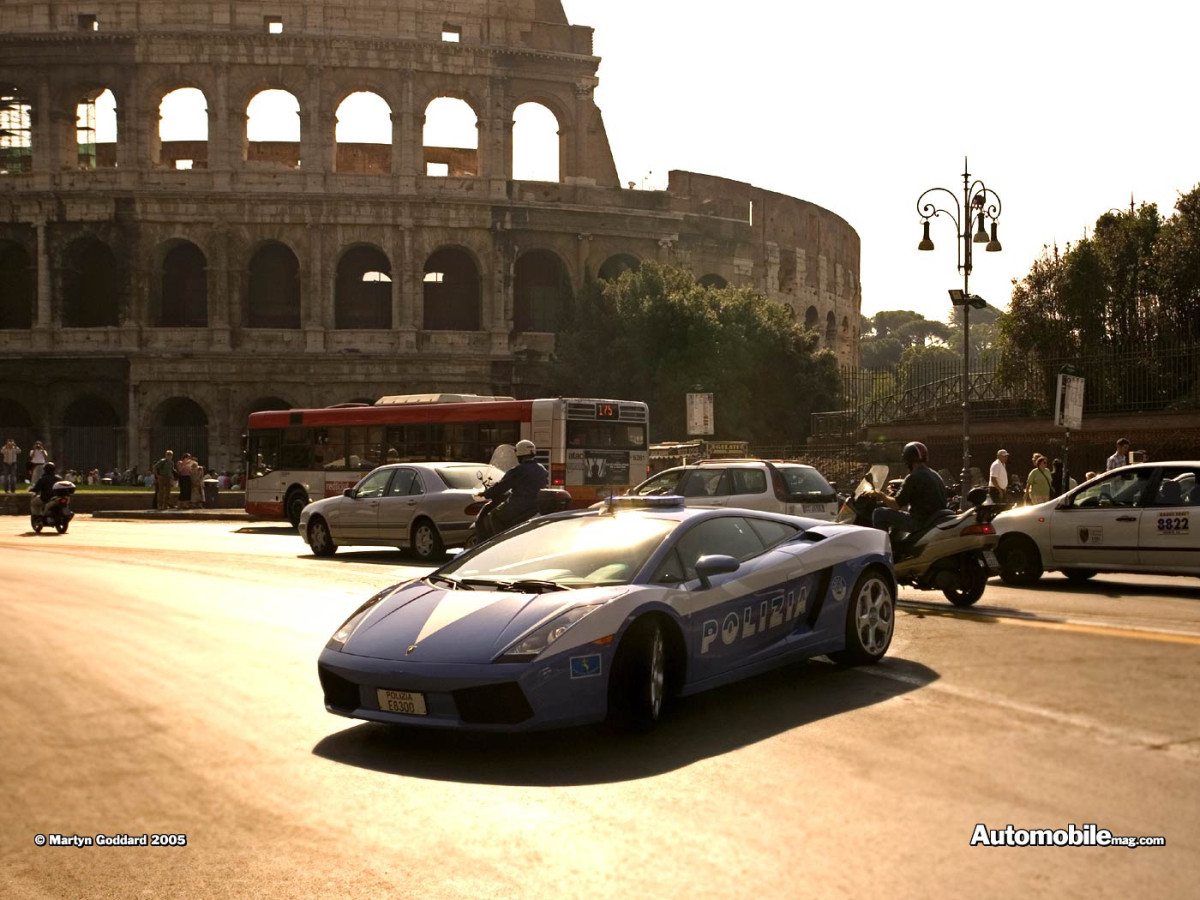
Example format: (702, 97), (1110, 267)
(871, 442), (947, 537)
(483, 440), (548, 532)
(29, 461), (58, 514)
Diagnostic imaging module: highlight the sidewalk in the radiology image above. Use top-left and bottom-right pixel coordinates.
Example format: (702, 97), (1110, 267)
(91, 508), (264, 522)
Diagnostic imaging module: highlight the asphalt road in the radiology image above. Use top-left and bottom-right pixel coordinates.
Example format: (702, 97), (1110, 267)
(1, 519), (1197, 899)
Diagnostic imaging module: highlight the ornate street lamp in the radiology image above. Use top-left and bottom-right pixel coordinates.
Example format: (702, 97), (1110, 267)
(916, 158), (1002, 509)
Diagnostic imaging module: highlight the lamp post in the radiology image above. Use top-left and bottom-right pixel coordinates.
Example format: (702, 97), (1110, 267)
(916, 158), (1002, 509)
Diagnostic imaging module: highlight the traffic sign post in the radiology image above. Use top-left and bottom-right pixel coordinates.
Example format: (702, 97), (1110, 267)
(686, 392), (714, 437)
(1055, 371), (1085, 488)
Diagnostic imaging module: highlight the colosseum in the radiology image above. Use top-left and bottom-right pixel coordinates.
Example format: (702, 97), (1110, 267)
(0, 0), (861, 473)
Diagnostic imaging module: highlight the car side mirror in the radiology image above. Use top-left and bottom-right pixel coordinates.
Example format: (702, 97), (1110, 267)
(694, 554), (740, 590)
(343, 488), (355, 498)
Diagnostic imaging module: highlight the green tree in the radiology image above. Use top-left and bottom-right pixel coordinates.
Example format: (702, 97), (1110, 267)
(859, 309), (952, 370)
(550, 263), (840, 443)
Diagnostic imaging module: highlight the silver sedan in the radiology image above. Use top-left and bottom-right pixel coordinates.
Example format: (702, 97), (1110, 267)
(299, 462), (499, 561)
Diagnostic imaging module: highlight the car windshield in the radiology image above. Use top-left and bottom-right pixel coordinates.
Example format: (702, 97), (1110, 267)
(631, 470), (682, 496)
(435, 465), (501, 490)
(780, 466), (833, 498)
(441, 514), (676, 587)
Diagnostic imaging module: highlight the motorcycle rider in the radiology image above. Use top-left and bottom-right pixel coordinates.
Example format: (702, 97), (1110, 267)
(28, 460), (58, 517)
(870, 442), (947, 539)
(481, 439), (548, 533)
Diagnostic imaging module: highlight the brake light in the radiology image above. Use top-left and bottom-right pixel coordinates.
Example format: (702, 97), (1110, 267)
(464, 501), (486, 516)
(551, 463), (566, 487)
(962, 523), (994, 536)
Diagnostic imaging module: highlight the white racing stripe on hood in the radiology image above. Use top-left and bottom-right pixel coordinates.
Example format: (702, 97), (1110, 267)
(414, 592), (511, 644)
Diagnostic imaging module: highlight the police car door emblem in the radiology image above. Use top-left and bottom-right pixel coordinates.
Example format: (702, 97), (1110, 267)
(1078, 528), (1089, 544)
(831, 576), (847, 602)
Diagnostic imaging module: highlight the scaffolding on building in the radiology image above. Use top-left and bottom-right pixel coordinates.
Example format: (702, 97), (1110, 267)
(0, 86), (32, 174)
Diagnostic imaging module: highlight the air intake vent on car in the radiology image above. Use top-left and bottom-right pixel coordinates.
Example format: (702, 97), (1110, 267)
(452, 682), (534, 724)
(318, 665), (361, 712)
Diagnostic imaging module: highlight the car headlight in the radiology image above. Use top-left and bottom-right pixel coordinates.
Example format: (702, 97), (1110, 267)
(495, 604), (604, 663)
(326, 585), (400, 650)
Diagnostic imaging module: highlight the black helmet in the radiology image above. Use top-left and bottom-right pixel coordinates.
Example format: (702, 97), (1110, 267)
(43, 461), (56, 474)
(901, 442), (928, 465)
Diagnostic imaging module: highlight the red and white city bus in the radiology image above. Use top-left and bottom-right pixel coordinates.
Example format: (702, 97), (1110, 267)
(244, 394), (650, 525)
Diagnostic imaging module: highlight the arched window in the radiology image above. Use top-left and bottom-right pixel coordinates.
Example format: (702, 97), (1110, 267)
(698, 273), (727, 289)
(158, 241), (207, 327)
(76, 88), (117, 169)
(825, 311), (837, 348)
(512, 102), (559, 182)
(803, 306), (818, 330)
(423, 247), (480, 330)
(247, 242), (300, 328)
(514, 250), (569, 333)
(151, 397), (209, 467)
(423, 97), (478, 177)
(0, 241), (33, 328)
(63, 396), (121, 473)
(246, 89), (301, 168)
(598, 254), (640, 281)
(159, 88), (208, 170)
(62, 238), (119, 327)
(335, 245), (392, 329)
(0, 85), (33, 174)
(335, 92), (391, 174)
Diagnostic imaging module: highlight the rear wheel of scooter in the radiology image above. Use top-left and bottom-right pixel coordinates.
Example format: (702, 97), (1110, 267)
(829, 567), (894, 665)
(31, 515), (43, 533)
(942, 555), (987, 606)
(998, 535), (1043, 585)
(55, 519), (68, 534)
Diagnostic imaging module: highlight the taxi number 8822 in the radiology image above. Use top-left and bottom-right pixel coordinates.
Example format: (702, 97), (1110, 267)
(1156, 515), (1189, 533)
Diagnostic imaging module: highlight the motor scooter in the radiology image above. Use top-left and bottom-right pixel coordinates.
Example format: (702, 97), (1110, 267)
(466, 444), (572, 547)
(839, 467), (1005, 606)
(30, 481), (76, 534)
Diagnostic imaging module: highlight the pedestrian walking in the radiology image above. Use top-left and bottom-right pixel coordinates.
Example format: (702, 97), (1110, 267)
(2, 438), (21, 493)
(152, 450), (175, 510)
(1106, 438), (1131, 471)
(29, 440), (48, 485)
(988, 449), (1009, 503)
(1025, 454), (1054, 505)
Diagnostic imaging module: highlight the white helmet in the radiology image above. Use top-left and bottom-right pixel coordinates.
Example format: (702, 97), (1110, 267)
(515, 439), (537, 458)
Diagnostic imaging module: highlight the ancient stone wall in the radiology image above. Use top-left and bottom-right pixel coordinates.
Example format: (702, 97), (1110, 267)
(0, 0), (861, 472)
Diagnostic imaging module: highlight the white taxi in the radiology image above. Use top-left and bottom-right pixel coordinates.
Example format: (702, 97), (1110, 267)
(993, 461), (1200, 584)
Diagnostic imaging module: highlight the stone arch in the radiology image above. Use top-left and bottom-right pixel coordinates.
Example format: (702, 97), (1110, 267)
(246, 89), (301, 168)
(512, 101), (560, 182)
(61, 237), (119, 327)
(150, 397), (209, 467)
(803, 305), (818, 330)
(334, 91), (392, 174)
(698, 273), (727, 289)
(247, 241), (301, 328)
(158, 87), (209, 170)
(62, 395), (121, 473)
(0, 84), (34, 173)
(825, 311), (837, 348)
(155, 239), (208, 327)
(423, 246), (481, 331)
(0, 397), (35, 460)
(513, 249), (570, 333)
(245, 396), (292, 417)
(422, 96), (479, 177)
(598, 253), (640, 281)
(335, 244), (392, 329)
(75, 87), (118, 169)
(0, 240), (34, 328)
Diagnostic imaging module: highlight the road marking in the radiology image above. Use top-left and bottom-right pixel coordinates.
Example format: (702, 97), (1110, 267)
(897, 599), (1200, 646)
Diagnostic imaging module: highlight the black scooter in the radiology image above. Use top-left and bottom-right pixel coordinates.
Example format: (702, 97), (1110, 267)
(31, 481), (76, 534)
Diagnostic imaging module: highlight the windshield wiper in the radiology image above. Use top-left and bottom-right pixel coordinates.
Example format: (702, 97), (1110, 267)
(427, 574), (472, 590)
(459, 578), (571, 593)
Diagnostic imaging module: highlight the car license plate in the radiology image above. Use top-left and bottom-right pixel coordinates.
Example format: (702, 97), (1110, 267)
(376, 689), (428, 716)
(983, 550), (1000, 572)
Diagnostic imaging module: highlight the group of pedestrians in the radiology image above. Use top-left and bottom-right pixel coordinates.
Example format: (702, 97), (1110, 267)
(2, 439), (50, 494)
(987, 438), (1141, 506)
(151, 449), (208, 509)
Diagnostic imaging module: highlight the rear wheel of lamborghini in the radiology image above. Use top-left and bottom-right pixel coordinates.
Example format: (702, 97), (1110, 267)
(829, 568), (894, 665)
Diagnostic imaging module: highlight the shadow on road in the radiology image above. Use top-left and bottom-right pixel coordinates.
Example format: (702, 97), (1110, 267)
(295, 550), (437, 568)
(993, 575), (1200, 602)
(235, 526), (300, 536)
(311, 656), (939, 786)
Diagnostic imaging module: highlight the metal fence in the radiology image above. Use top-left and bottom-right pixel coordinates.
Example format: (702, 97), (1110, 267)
(817, 340), (1200, 434)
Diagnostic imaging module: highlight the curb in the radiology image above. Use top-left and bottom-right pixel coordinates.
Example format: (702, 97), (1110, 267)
(90, 510), (268, 522)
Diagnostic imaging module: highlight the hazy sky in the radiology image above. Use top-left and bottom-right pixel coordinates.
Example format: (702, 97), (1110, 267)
(561, 0), (1200, 323)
